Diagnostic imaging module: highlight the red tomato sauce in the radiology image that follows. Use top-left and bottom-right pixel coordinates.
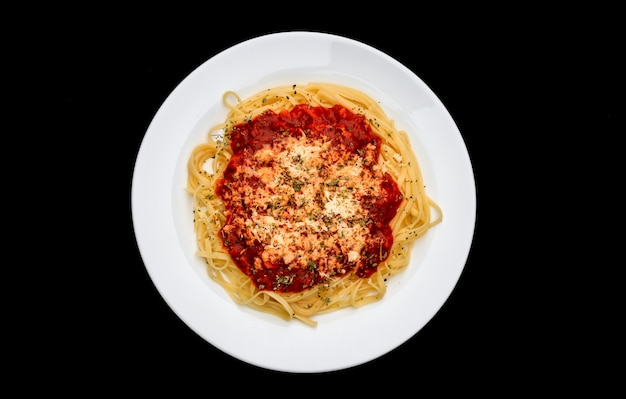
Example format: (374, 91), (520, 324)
(215, 104), (403, 293)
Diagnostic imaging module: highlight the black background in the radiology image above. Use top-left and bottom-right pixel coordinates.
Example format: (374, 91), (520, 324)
(9, 8), (619, 393)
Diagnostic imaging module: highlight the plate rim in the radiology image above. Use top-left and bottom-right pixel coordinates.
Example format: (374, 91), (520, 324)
(131, 30), (476, 373)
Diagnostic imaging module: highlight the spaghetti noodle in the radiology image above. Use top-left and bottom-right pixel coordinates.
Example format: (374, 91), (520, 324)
(187, 83), (442, 326)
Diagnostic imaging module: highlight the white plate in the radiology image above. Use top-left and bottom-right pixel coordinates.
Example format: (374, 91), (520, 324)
(131, 31), (476, 373)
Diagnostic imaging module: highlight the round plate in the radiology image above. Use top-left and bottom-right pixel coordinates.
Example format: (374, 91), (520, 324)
(131, 31), (476, 373)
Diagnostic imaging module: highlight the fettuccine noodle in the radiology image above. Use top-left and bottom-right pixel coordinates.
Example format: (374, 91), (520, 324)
(187, 82), (442, 326)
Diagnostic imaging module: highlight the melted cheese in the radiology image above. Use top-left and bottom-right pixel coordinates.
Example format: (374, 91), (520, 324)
(227, 134), (385, 277)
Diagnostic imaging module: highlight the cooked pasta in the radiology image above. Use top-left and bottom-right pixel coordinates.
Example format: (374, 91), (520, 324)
(187, 82), (442, 326)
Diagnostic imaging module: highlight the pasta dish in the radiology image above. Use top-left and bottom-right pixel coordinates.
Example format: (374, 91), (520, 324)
(187, 82), (442, 326)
